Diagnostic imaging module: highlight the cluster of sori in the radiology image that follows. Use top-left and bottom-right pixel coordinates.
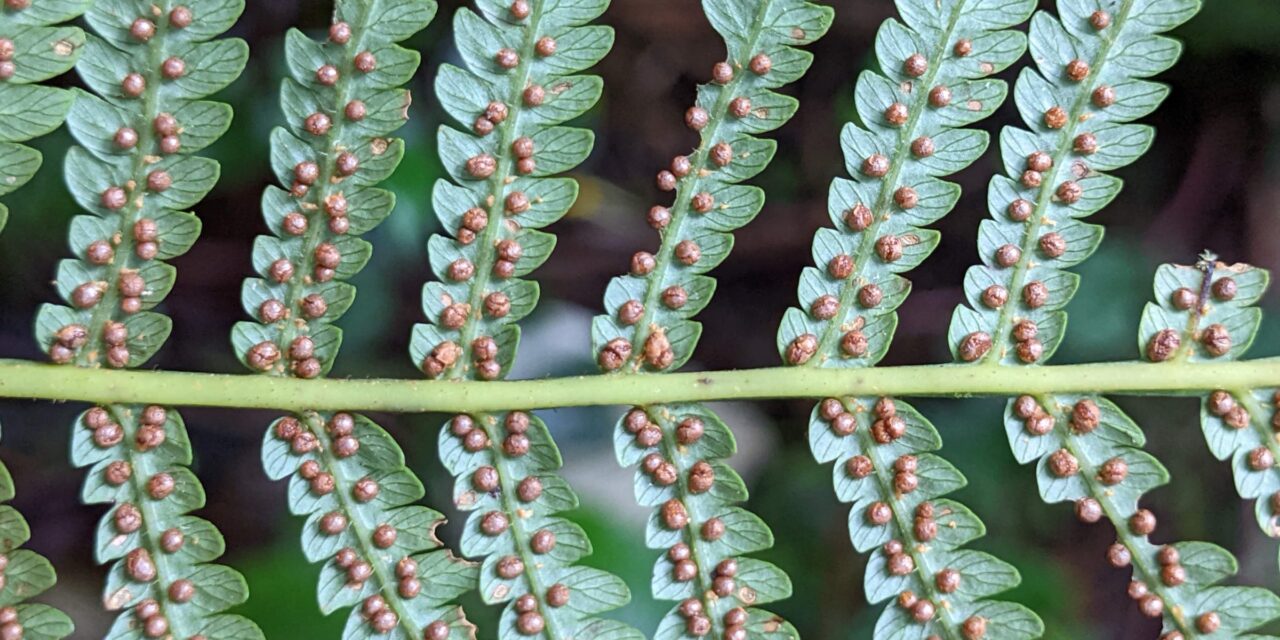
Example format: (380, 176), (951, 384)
(778, 0), (1048, 637)
(0, 1), (86, 635)
(587, 0), (835, 637)
(8, 0), (1279, 638)
(28, 0), (262, 637)
(778, 0), (1280, 637)
(234, 1), (488, 638)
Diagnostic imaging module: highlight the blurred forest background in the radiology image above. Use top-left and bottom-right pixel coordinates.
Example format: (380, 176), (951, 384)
(2, 0), (1280, 637)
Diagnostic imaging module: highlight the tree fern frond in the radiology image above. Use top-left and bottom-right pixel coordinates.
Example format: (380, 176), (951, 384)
(0, 0), (87, 234)
(230, 2), (480, 637)
(933, 0), (1280, 630)
(31, 0), (258, 636)
(261, 410), (477, 639)
(812, 396), (1043, 638)
(947, 0), (1201, 366)
(1138, 257), (1280, 572)
(411, 1), (638, 637)
(1007, 392), (1280, 637)
(615, 403), (800, 639)
(441, 410), (641, 639)
(409, 0), (612, 381)
(76, 403), (262, 639)
(778, 0), (1044, 636)
(777, 0), (1031, 370)
(591, 0), (832, 636)
(0, 0), (1270, 636)
(0, 422), (74, 639)
(231, 0), (436, 379)
(592, 0), (830, 375)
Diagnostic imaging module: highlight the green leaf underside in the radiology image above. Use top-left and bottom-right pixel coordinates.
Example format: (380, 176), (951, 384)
(6, 2), (1268, 640)
(442, 411), (641, 639)
(590, 0), (831, 376)
(618, 403), (802, 640)
(409, 0), (610, 381)
(1139, 258), (1280, 569)
(39, 0), (249, 370)
(73, 403), (261, 639)
(946, 0), (1200, 367)
(233, 0), (433, 378)
(33, 0), (260, 637)
(1006, 393), (1280, 637)
(236, 2), (481, 638)
(810, 395), (1041, 639)
(0, 423), (74, 638)
(775, 1), (1043, 637)
(414, 0), (637, 637)
(0, 2), (86, 237)
(587, 0), (831, 637)
(932, 1), (1280, 636)
(778, 0), (1031, 372)
(263, 411), (477, 639)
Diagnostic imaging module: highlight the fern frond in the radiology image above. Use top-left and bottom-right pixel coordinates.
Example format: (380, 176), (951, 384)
(37, 0), (249, 370)
(0, 3), (88, 633)
(0, 423), (74, 639)
(589, 0), (832, 636)
(777, 0), (1030, 369)
(777, 0), (1045, 636)
(30, 0), (258, 636)
(231, 0), (434, 379)
(614, 402), (800, 639)
(411, 1), (638, 637)
(592, 0), (830, 374)
(0, 0), (87, 234)
(409, 0), (611, 380)
(811, 397), (1043, 638)
(441, 410), (641, 638)
(75, 403), (263, 639)
(1007, 393), (1280, 637)
(262, 410), (476, 638)
(935, 0), (1276, 630)
(230, 3), (481, 637)
(947, 0), (1200, 365)
(1138, 257), (1280, 571)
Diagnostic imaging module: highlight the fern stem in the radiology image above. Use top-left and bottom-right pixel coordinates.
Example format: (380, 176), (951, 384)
(3, 358), (1278, 413)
